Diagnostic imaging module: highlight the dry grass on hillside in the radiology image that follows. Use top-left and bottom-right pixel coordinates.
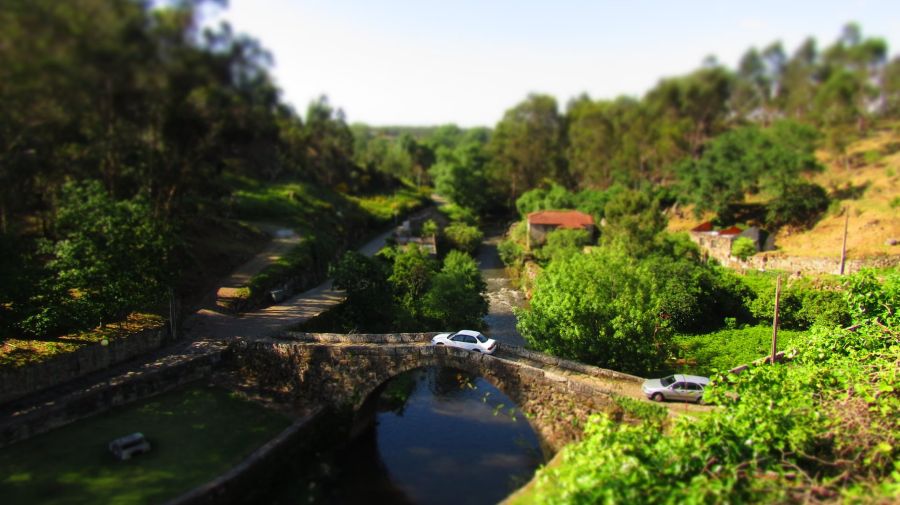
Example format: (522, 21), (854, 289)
(668, 126), (900, 259)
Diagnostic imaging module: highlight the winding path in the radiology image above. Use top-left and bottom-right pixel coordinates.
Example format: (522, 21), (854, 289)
(182, 213), (418, 340)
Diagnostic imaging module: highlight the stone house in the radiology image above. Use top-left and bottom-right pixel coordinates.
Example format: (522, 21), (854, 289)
(526, 210), (595, 249)
(688, 221), (768, 262)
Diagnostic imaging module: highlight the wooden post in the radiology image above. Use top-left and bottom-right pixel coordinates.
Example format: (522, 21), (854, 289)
(839, 211), (849, 275)
(771, 276), (781, 365)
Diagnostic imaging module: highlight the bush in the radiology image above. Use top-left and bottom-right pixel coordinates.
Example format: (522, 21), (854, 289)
(497, 239), (524, 267)
(523, 298), (900, 504)
(742, 273), (851, 330)
(731, 236), (757, 260)
(442, 222), (483, 255)
(534, 228), (592, 263)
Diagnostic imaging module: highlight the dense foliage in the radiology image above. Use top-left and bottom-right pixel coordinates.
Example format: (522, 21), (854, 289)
(519, 270), (900, 504)
(0, 0), (429, 340)
(320, 246), (488, 332)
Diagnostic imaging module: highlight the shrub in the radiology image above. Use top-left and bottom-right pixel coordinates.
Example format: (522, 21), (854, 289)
(731, 236), (757, 260)
(442, 222), (483, 255)
(497, 239), (524, 267)
(534, 228), (592, 263)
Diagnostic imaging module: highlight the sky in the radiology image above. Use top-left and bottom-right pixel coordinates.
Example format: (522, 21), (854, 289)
(205, 0), (900, 127)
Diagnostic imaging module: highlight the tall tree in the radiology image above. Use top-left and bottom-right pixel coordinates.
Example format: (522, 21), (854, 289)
(487, 94), (567, 203)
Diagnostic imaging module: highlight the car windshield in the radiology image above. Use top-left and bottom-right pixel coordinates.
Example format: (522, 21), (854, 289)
(475, 334), (488, 343)
(660, 375), (676, 387)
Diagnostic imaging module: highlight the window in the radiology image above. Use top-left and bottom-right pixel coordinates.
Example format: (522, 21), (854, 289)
(464, 335), (477, 344)
(686, 383), (702, 391)
(660, 376), (676, 387)
(475, 334), (488, 343)
(672, 382), (686, 390)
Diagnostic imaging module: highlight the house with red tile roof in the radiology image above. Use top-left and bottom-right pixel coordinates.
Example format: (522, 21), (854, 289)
(688, 222), (767, 262)
(526, 210), (595, 249)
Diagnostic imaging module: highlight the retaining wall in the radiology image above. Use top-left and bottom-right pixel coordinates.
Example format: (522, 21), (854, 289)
(0, 341), (225, 448)
(166, 406), (336, 505)
(0, 326), (170, 406)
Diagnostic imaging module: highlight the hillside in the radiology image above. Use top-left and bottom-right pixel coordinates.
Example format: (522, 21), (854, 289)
(670, 125), (900, 260)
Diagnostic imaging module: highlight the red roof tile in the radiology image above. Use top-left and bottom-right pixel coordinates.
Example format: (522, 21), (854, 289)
(527, 210), (594, 228)
(719, 225), (743, 235)
(691, 221), (714, 232)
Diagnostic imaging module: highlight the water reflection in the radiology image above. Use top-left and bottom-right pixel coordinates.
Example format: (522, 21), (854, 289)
(306, 367), (543, 505)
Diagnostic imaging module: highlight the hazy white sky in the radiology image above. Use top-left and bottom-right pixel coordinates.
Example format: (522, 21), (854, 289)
(206, 0), (900, 127)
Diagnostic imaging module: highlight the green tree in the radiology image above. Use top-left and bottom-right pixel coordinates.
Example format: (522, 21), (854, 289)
(535, 228), (592, 263)
(429, 141), (490, 214)
(442, 222), (483, 255)
(487, 94), (567, 204)
(331, 251), (391, 329)
(422, 251), (488, 329)
(677, 121), (823, 224)
(517, 249), (670, 374)
(24, 180), (171, 333)
(600, 189), (667, 258)
(388, 244), (438, 324)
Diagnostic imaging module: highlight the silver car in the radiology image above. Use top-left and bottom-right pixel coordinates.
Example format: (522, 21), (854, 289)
(642, 374), (709, 403)
(109, 432), (151, 461)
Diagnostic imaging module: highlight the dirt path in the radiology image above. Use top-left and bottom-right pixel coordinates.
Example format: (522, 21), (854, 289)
(198, 224), (301, 312)
(183, 208), (432, 340)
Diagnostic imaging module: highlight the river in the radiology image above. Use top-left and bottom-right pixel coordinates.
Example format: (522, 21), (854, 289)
(477, 225), (527, 347)
(271, 367), (543, 505)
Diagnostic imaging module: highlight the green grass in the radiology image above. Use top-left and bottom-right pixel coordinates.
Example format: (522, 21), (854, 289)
(0, 384), (290, 505)
(673, 325), (807, 376)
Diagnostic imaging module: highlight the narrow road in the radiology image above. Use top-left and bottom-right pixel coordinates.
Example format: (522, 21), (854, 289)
(199, 223), (301, 312)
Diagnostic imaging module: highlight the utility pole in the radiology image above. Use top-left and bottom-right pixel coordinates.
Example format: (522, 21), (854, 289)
(771, 275), (781, 365)
(839, 211), (849, 275)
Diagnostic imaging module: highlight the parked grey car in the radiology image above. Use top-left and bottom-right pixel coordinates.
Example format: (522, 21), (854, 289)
(642, 374), (710, 403)
(109, 432), (151, 461)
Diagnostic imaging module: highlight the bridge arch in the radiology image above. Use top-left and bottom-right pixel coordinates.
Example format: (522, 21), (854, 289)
(227, 337), (639, 451)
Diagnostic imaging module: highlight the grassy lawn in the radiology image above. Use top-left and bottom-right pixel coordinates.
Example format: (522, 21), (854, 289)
(673, 325), (807, 376)
(0, 384), (290, 505)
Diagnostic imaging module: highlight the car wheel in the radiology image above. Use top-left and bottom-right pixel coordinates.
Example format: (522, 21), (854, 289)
(695, 396), (704, 405)
(651, 393), (664, 402)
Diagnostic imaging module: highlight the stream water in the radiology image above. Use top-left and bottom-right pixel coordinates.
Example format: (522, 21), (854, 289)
(272, 367), (543, 505)
(477, 226), (527, 347)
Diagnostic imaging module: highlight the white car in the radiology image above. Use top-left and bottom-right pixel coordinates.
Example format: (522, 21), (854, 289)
(431, 330), (498, 355)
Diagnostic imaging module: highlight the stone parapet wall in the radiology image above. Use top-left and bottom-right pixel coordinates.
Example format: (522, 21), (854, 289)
(719, 253), (900, 275)
(0, 327), (169, 406)
(500, 344), (644, 384)
(227, 339), (639, 451)
(280, 331), (438, 344)
(0, 340), (225, 448)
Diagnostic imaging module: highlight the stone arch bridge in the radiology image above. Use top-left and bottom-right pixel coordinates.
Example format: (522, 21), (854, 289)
(227, 332), (660, 450)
